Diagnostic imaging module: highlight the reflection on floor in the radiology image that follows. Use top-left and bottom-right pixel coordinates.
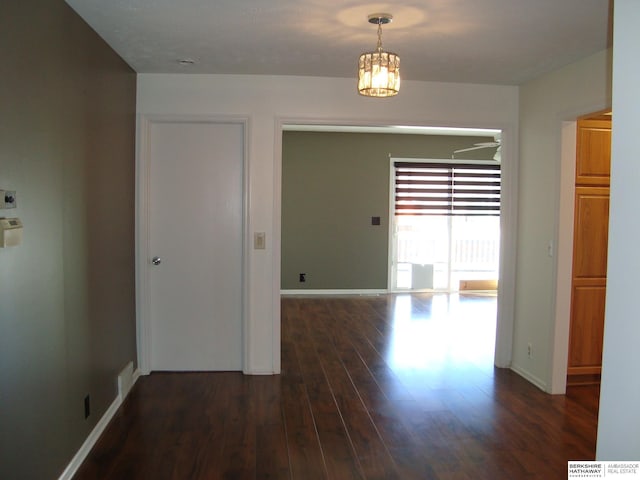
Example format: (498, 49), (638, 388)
(380, 293), (499, 411)
(385, 293), (496, 372)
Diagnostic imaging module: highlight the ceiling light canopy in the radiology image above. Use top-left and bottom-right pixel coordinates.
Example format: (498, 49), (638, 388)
(358, 14), (400, 98)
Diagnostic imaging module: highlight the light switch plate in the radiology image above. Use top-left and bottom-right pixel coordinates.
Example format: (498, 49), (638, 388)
(254, 232), (266, 250)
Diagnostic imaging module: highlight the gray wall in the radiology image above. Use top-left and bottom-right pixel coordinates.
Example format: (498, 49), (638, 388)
(0, 1), (137, 478)
(281, 131), (496, 290)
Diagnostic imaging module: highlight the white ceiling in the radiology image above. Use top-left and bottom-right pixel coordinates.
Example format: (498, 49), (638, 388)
(66, 0), (611, 85)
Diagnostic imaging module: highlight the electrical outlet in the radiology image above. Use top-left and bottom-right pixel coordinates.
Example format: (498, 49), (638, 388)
(299, 273), (306, 283)
(84, 394), (91, 419)
(527, 343), (533, 359)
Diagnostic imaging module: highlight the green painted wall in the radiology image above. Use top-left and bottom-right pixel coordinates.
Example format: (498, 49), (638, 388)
(281, 131), (496, 290)
(0, 1), (136, 478)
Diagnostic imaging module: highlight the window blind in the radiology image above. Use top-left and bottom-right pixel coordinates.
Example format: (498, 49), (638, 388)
(394, 161), (501, 216)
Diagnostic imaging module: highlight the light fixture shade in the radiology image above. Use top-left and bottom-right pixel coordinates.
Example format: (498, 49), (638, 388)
(358, 50), (400, 97)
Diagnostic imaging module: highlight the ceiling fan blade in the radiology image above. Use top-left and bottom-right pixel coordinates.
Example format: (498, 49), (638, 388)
(453, 144), (496, 154)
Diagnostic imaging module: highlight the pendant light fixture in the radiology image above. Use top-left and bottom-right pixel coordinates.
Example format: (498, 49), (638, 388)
(358, 13), (400, 97)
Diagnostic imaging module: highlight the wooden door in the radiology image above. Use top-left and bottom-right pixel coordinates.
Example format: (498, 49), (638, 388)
(567, 118), (611, 382)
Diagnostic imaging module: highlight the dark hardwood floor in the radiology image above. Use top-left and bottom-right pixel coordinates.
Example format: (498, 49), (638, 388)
(73, 294), (599, 479)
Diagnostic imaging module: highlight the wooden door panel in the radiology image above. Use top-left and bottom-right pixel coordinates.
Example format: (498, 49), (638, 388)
(576, 119), (611, 186)
(573, 187), (610, 278)
(568, 284), (606, 372)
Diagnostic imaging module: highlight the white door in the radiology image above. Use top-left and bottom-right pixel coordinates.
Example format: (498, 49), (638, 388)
(148, 120), (244, 371)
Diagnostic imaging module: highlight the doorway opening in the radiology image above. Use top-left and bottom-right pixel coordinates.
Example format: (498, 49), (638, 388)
(280, 121), (514, 370)
(552, 109), (611, 394)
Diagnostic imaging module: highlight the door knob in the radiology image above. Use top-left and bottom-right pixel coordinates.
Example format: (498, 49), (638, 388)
(151, 256), (162, 266)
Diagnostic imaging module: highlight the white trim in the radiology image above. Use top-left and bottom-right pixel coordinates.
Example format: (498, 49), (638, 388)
(242, 118), (253, 374)
(136, 115), (151, 374)
(281, 289), (388, 296)
(493, 125), (518, 368)
(272, 120), (283, 374)
(549, 121), (578, 394)
(510, 364), (548, 392)
(57, 399), (120, 480)
(58, 369), (142, 480)
(243, 369), (278, 375)
(117, 361), (135, 401)
(136, 115), (250, 374)
(387, 159), (396, 291)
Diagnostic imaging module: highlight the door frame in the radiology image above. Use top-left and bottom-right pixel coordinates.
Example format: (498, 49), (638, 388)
(136, 114), (251, 375)
(277, 118), (517, 370)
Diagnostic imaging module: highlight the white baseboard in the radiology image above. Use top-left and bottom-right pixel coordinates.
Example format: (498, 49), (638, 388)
(243, 369), (278, 375)
(133, 368), (142, 384)
(117, 361), (135, 401)
(281, 289), (387, 296)
(58, 367), (142, 480)
(510, 364), (548, 392)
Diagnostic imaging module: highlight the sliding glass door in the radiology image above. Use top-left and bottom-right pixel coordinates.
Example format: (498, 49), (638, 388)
(390, 160), (501, 292)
